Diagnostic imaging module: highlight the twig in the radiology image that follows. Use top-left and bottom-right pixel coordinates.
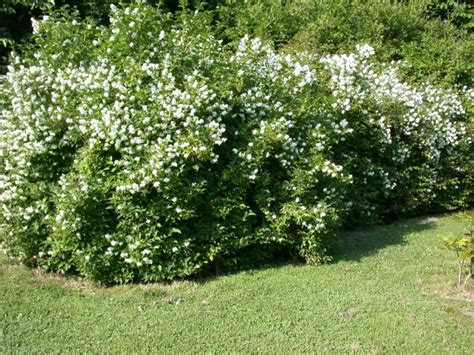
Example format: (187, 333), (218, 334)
(457, 260), (464, 288)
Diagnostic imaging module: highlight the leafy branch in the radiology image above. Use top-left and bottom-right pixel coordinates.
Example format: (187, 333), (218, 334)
(443, 211), (473, 288)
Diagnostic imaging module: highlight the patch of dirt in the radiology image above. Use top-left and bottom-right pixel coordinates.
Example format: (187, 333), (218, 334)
(341, 307), (359, 320)
(460, 310), (474, 319)
(428, 285), (473, 302)
(419, 216), (439, 225)
(32, 269), (95, 291)
(154, 296), (184, 307)
(349, 343), (361, 351)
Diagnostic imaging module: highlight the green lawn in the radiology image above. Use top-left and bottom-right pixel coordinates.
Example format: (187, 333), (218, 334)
(1, 214), (473, 353)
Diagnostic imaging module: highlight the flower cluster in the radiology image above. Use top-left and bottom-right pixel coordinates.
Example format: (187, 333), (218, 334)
(321, 44), (471, 220)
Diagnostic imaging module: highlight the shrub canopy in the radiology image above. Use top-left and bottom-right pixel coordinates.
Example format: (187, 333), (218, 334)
(0, 2), (472, 282)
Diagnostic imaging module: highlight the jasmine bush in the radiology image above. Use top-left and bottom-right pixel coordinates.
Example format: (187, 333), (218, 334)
(0, 2), (472, 283)
(217, 0), (473, 88)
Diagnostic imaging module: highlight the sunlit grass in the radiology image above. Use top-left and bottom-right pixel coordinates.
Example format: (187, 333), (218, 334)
(1, 213), (472, 353)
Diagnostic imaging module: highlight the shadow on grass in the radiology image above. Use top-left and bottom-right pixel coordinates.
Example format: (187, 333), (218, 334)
(191, 215), (440, 284)
(189, 245), (301, 284)
(332, 215), (439, 263)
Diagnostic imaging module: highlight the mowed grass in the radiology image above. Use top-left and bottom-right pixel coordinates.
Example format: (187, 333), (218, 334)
(1, 214), (473, 353)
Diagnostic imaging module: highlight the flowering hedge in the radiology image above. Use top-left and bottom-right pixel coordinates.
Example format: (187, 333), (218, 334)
(0, 3), (472, 283)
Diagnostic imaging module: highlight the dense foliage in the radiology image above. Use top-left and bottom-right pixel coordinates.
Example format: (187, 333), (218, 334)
(0, 2), (472, 283)
(217, 0), (474, 88)
(0, 0), (177, 73)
